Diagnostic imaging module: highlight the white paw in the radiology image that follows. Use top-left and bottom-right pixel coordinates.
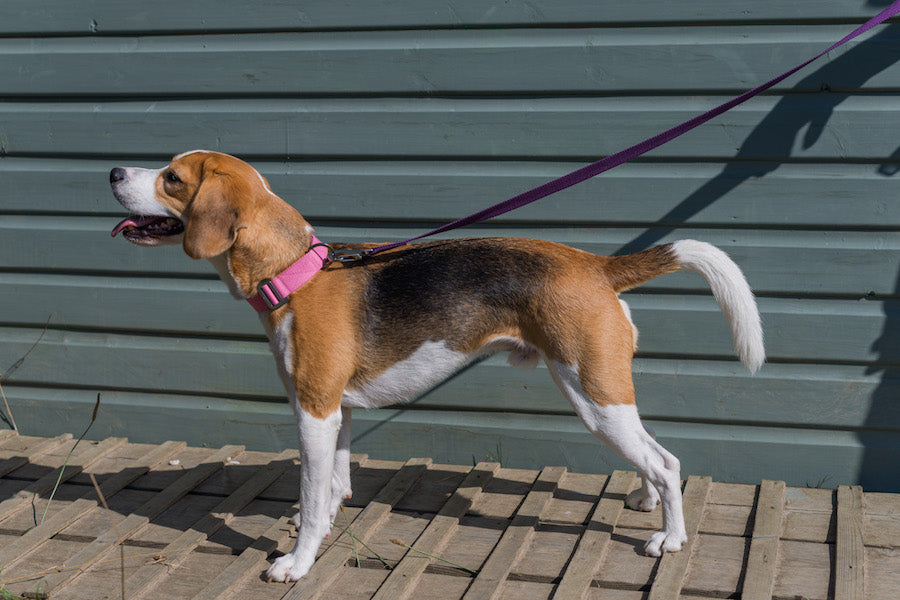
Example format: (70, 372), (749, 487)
(643, 530), (687, 557)
(625, 488), (660, 512)
(266, 553), (313, 583)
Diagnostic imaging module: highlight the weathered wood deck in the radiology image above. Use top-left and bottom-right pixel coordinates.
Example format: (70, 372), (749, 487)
(0, 430), (897, 599)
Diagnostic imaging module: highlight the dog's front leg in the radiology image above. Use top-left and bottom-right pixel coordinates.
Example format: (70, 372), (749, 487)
(267, 406), (341, 583)
(329, 406), (353, 523)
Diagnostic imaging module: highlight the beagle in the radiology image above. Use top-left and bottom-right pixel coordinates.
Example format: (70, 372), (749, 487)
(109, 150), (764, 583)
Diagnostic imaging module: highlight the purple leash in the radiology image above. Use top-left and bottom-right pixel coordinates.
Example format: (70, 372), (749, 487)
(330, 1), (898, 261)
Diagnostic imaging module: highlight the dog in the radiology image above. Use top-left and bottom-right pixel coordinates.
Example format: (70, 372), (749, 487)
(109, 150), (764, 582)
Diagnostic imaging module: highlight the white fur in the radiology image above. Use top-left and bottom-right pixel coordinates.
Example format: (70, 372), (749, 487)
(672, 240), (765, 373)
(618, 297), (639, 351)
(341, 340), (471, 409)
(173, 149), (210, 161)
(267, 406), (342, 583)
(341, 337), (542, 410)
(499, 337), (541, 369)
(110, 166), (167, 216)
(546, 359), (687, 556)
(206, 253), (246, 300)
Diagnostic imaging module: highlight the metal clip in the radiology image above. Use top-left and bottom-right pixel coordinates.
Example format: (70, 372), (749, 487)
(330, 248), (370, 264)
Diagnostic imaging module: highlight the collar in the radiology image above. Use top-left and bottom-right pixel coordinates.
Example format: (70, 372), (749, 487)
(246, 236), (331, 311)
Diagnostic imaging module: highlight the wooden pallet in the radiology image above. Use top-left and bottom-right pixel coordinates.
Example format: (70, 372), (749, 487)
(0, 430), (897, 599)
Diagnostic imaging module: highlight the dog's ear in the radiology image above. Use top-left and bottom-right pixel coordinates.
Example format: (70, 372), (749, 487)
(182, 175), (240, 259)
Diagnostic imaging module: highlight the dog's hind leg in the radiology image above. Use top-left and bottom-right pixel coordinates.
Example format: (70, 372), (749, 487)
(267, 405), (342, 582)
(624, 422), (662, 512)
(547, 359), (686, 557)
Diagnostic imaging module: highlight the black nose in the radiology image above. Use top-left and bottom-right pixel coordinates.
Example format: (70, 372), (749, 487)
(110, 167), (126, 184)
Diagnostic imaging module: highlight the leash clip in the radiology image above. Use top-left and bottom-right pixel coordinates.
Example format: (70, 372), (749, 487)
(330, 248), (371, 264)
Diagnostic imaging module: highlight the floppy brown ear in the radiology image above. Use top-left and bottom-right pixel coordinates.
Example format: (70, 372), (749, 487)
(183, 176), (240, 259)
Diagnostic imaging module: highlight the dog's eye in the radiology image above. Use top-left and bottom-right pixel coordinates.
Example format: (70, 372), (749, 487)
(164, 171), (181, 184)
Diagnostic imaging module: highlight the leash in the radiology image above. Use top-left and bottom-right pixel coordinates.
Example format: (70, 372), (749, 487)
(330, 1), (899, 262)
(247, 2), (899, 310)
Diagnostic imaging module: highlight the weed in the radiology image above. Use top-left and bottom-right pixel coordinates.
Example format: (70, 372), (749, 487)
(807, 475), (833, 489)
(32, 394), (101, 529)
(329, 511), (392, 570)
(0, 315), (53, 433)
(390, 538), (477, 574)
(0, 576), (18, 600)
(485, 438), (504, 465)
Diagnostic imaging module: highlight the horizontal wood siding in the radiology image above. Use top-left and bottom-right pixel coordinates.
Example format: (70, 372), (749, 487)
(1, 1), (898, 490)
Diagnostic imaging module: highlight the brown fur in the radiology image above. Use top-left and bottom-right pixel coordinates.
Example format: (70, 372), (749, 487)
(140, 152), (692, 416)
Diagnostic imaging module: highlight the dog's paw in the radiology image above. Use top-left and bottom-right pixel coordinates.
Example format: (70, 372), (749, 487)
(266, 553), (313, 583)
(625, 488), (660, 512)
(643, 530), (687, 557)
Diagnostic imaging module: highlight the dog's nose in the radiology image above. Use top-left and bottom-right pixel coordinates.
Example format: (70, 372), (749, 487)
(109, 167), (126, 184)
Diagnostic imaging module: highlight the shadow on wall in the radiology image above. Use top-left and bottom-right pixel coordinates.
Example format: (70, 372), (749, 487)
(865, 141), (900, 492)
(614, 9), (900, 491)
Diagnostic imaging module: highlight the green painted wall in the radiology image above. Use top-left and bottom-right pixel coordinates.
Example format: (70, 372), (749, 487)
(1, 1), (898, 491)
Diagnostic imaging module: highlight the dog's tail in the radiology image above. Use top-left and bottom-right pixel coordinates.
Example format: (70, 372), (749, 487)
(605, 240), (765, 373)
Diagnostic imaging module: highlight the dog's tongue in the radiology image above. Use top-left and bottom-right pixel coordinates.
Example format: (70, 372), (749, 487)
(111, 216), (160, 237)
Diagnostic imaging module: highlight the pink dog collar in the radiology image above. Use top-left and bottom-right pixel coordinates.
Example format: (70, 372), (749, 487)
(247, 236), (331, 311)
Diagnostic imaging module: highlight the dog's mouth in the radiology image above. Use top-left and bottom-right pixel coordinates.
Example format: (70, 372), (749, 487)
(111, 215), (185, 243)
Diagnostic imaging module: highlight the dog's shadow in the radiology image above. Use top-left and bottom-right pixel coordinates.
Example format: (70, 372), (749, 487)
(1, 448), (657, 589)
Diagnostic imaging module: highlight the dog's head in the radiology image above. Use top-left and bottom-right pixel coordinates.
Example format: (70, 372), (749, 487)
(110, 150), (291, 259)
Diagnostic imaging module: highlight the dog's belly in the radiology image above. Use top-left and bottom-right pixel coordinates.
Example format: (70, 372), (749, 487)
(341, 340), (471, 409)
(340, 336), (537, 410)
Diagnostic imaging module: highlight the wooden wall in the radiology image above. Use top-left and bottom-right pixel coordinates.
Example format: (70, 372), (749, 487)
(1, 1), (898, 491)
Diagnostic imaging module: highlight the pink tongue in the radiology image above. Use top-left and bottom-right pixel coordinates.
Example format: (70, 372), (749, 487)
(111, 216), (160, 237)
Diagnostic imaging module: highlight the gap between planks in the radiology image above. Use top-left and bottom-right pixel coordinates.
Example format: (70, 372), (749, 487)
(0, 434), (883, 600)
(462, 465), (567, 600)
(189, 453), (369, 600)
(33, 443), (246, 596)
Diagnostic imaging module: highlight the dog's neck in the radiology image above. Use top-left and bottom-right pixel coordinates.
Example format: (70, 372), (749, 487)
(211, 196), (315, 301)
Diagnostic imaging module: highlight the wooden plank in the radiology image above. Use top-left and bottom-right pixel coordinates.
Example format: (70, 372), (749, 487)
(4, 26), (898, 96)
(281, 457), (432, 600)
(740, 480), (786, 600)
(3, 96), (900, 160)
(7, 157), (900, 229)
(647, 475), (712, 600)
(552, 470), (634, 600)
(37, 444), (243, 595)
(0, 440), (185, 564)
(835, 485), (865, 600)
(372, 461), (501, 600)
(0, 0), (889, 33)
(189, 454), (369, 600)
(190, 503), (300, 600)
(0, 429), (16, 444)
(462, 466), (566, 600)
(0, 436), (126, 523)
(123, 448), (297, 599)
(0, 433), (73, 477)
